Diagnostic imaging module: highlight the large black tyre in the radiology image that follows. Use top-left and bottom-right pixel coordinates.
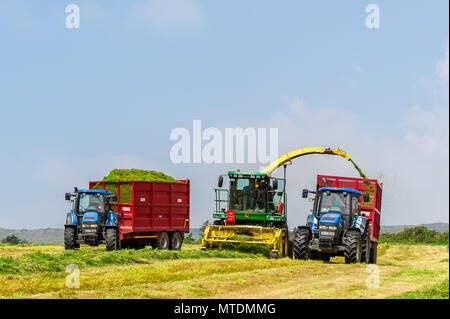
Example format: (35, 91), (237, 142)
(310, 250), (319, 260)
(344, 230), (362, 264)
(170, 232), (183, 250)
(319, 252), (330, 262)
(293, 228), (310, 260)
(64, 227), (77, 250)
(105, 228), (119, 251)
(369, 245), (378, 264)
(156, 232), (170, 250)
(361, 227), (371, 263)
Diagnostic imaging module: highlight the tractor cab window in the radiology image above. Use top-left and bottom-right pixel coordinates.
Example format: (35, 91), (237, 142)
(351, 196), (359, 215)
(317, 192), (350, 216)
(78, 193), (105, 214)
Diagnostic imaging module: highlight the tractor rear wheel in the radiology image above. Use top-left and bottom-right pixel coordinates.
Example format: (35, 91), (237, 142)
(170, 232), (183, 250)
(293, 228), (310, 260)
(156, 232), (169, 250)
(105, 228), (119, 251)
(361, 227), (371, 263)
(369, 245), (378, 264)
(344, 230), (362, 264)
(64, 227), (77, 250)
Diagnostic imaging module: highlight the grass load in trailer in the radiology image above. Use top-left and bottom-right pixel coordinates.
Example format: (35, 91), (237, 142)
(89, 176), (190, 250)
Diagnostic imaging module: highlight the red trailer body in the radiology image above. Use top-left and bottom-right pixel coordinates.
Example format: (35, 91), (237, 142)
(316, 175), (382, 244)
(89, 179), (190, 248)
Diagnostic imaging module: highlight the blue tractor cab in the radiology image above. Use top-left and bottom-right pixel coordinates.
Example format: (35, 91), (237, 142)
(64, 187), (121, 251)
(295, 186), (373, 263)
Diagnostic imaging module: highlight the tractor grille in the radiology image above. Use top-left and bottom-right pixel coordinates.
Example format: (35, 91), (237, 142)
(82, 222), (98, 234)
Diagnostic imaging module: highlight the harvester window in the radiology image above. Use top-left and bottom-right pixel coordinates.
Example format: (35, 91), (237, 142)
(229, 177), (259, 211)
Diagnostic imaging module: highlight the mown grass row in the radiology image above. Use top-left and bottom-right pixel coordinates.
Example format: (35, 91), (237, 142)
(0, 247), (265, 276)
(388, 279), (449, 299)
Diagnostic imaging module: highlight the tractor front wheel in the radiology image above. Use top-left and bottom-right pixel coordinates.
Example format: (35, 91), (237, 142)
(293, 228), (310, 260)
(64, 227), (77, 250)
(344, 230), (362, 264)
(105, 228), (119, 251)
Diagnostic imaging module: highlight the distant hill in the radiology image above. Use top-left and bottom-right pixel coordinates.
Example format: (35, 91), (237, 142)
(1, 222), (448, 244)
(0, 228), (63, 244)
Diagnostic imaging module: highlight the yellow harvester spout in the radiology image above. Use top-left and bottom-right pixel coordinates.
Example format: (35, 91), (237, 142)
(262, 147), (354, 176)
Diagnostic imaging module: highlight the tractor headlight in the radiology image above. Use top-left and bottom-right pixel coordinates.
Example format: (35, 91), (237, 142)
(319, 224), (337, 230)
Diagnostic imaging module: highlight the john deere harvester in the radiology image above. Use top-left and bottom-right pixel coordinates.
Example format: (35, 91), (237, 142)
(201, 147), (358, 259)
(201, 170), (289, 258)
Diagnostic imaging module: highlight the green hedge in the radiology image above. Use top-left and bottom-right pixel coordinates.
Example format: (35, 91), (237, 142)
(379, 226), (449, 245)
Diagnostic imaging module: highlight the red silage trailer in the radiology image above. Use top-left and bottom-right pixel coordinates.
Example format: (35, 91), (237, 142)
(89, 179), (190, 250)
(316, 175), (383, 245)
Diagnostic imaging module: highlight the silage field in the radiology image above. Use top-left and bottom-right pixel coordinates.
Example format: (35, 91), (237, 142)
(0, 243), (448, 299)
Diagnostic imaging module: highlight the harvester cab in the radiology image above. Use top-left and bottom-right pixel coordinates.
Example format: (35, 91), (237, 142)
(295, 186), (374, 263)
(201, 171), (289, 259)
(64, 188), (121, 251)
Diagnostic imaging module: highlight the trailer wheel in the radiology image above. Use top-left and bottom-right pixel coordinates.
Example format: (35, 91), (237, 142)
(64, 227), (77, 250)
(344, 230), (362, 264)
(293, 228), (310, 260)
(105, 228), (119, 251)
(361, 227), (371, 263)
(156, 232), (169, 250)
(369, 244), (378, 264)
(170, 232), (183, 250)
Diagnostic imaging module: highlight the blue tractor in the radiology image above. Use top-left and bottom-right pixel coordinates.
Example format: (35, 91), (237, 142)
(294, 187), (372, 263)
(64, 188), (121, 251)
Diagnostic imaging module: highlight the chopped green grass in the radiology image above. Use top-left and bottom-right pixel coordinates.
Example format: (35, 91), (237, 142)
(0, 247), (264, 276)
(102, 169), (180, 183)
(387, 279), (449, 299)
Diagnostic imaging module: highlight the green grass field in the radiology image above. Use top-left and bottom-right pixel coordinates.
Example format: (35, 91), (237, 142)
(0, 243), (448, 299)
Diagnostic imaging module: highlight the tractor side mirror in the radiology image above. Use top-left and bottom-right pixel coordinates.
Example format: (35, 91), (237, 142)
(363, 193), (370, 202)
(111, 194), (118, 202)
(218, 176), (224, 188)
(302, 189), (309, 198)
(273, 179), (278, 190)
(65, 193), (72, 201)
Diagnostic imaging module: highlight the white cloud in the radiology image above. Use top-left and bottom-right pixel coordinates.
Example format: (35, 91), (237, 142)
(129, 0), (205, 30)
(404, 44), (449, 156)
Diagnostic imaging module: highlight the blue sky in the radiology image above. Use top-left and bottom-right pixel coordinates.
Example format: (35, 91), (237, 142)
(0, 0), (448, 228)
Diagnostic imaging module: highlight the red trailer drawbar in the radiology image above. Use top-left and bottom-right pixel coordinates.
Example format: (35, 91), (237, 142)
(89, 179), (190, 250)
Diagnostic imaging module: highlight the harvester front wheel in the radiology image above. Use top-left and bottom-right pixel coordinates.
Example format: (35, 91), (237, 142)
(105, 228), (119, 251)
(293, 228), (310, 260)
(156, 232), (169, 250)
(64, 227), (77, 250)
(271, 252), (279, 259)
(344, 230), (362, 264)
(170, 232), (183, 250)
